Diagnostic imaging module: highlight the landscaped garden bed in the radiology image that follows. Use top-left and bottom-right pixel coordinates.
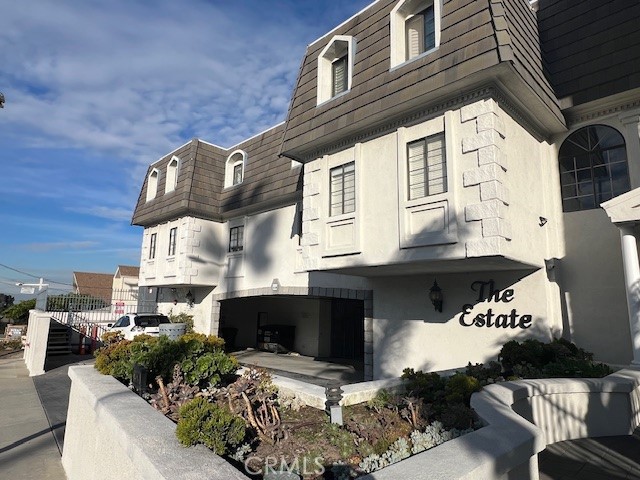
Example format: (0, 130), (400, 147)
(94, 333), (612, 479)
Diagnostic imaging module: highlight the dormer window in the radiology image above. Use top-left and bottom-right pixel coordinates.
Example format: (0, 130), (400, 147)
(317, 36), (356, 105)
(225, 150), (247, 188)
(165, 156), (179, 194)
(146, 168), (159, 202)
(390, 0), (441, 69)
(405, 6), (435, 60)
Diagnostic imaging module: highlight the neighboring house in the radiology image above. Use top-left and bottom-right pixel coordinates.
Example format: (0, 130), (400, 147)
(132, 0), (640, 380)
(112, 265), (140, 315)
(72, 271), (113, 305)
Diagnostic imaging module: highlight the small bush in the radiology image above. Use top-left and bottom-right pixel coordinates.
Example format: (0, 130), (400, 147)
(401, 369), (446, 403)
(500, 338), (610, 379)
(94, 339), (133, 380)
(444, 373), (481, 405)
(176, 397), (246, 455)
(181, 350), (238, 387)
(168, 310), (195, 333)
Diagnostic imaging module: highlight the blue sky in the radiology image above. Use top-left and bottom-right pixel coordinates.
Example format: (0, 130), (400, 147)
(0, 0), (371, 297)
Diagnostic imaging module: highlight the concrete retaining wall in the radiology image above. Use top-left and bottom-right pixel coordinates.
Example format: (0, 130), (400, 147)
(62, 366), (249, 480)
(63, 366), (640, 480)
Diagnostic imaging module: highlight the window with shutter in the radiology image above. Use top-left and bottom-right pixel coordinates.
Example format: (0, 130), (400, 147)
(332, 55), (348, 97)
(330, 162), (356, 216)
(317, 36), (355, 104)
(405, 6), (435, 61)
(391, 0), (441, 68)
(407, 133), (446, 200)
(233, 163), (243, 185)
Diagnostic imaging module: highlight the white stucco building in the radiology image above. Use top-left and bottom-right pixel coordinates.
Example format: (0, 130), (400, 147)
(132, 0), (640, 380)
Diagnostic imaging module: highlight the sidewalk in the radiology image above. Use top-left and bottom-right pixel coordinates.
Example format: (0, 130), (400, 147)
(0, 352), (66, 479)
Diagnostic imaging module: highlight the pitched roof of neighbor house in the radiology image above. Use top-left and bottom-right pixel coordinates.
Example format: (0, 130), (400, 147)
(116, 265), (140, 278)
(72, 272), (113, 304)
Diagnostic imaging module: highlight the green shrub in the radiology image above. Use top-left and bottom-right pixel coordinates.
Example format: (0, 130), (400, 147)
(500, 338), (609, 379)
(444, 373), (481, 406)
(94, 339), (133, 380)
(465, 361), (502, 384)
(168, 310), (195, 333)
(401, 368), (446, 403)
(94, 331), (235, 388)
(181, 350), (238, 387)
(176, 397), (246, 455)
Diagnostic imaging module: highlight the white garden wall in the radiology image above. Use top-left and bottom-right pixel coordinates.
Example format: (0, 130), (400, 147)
(63, 365), (640, 480)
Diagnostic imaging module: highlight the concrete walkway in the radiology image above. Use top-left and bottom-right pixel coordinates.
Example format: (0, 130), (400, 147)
(0, 352), (66, 479)
(539, 434), (640, 480)
(232, 348), (364, 386)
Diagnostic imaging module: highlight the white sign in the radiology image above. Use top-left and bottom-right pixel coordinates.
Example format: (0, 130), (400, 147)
(20, 286), (35, 294)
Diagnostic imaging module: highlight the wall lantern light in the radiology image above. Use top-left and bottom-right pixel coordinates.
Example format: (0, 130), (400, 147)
(271, 278), (280, 292)
(186, 290), (195, 307)
(171, 287), (178, 305)
(429, 280), (443, 312)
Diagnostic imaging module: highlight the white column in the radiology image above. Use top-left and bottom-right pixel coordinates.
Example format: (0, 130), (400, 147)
(620, 225), (640, 365)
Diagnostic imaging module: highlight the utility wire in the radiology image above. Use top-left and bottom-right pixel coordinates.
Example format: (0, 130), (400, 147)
(0, 262), (74, 287)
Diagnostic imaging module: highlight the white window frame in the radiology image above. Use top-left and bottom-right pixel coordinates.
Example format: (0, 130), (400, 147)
(321, 145), (362, 257)
(317, 35), (356, 105)
(229, 225), (244, 252)
(224, 150), (247, 188)
(330, 162), (356, 217)
(407, 132), (447, 201)
(149, 233), (157, 260)
(165, 156), (179, 194)
(397, 113), (457, 248)
(168, 227), (177, 256)
(146, 168), (159, 202)
(390, 0), (442, 69)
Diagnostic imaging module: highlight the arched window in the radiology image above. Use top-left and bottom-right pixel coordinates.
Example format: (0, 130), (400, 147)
(225, 150), (247, 188)
(558, 125), (630, 212)
(146, 168), (159, 202)
(165, 156), (179, 194)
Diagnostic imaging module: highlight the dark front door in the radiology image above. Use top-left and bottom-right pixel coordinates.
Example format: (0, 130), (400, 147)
(330, 299), (364, 359)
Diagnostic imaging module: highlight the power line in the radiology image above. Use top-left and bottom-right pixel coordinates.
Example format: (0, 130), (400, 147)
(0, 262), (74, 287)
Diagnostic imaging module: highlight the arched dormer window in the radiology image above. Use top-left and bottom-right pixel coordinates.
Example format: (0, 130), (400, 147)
(390, 0), (442, 69)
(165, 156), (179, 194)
(225, 150), (247, 188)
(559, 124), (630, 212)
(146, 168), (159, 202)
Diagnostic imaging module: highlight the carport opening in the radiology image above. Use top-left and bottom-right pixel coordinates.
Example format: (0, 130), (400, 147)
(218, 295), (364, 368)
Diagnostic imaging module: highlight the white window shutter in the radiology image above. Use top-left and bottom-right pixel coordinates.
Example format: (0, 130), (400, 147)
(406, 14), (424, 60)
(332, 56), (347, 96)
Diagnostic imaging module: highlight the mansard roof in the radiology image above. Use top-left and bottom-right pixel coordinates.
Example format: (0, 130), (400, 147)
(279, 0), (565, 162)
(538, 0), (640, 109)
(131, 123), (301, 227)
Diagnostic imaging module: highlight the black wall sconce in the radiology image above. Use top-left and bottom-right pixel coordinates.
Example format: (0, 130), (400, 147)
(429, 280), (443, 312)
(185, 290), (195, 307)
(171, 287), (178, 305)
